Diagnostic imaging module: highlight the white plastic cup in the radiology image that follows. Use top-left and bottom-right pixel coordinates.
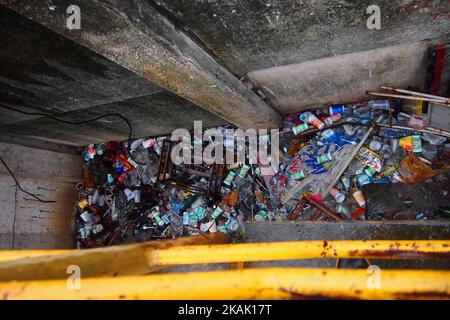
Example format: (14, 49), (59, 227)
(352, 190), (366, 207)
(124, 188), (135, 201)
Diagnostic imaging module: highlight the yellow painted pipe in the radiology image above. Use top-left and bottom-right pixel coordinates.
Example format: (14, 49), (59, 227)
(2, 240), (448, 264)
(0, 250), (70, 263)
(0, 233), (229, 282)
(0, 268), (449, 300)
(148, 240), (450, 266)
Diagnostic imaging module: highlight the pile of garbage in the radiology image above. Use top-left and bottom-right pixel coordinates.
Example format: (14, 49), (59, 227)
(74, 99), (450, 248)
(277, 101), (449, 221)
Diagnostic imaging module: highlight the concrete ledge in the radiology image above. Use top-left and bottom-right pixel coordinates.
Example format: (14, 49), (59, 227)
(248, 41), (436, 114)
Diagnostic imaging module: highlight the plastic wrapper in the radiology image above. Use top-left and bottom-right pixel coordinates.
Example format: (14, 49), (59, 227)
(422, 133), (447, 145)
(397, 154), (437, 183)
(355, 146), (384, 172)
(221, 191), (239, 207)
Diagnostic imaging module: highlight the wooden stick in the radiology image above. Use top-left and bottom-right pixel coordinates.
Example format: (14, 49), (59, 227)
(377, 123), (450, 138)
(380, 86), (449, 102)
(367, 91), (449, 106)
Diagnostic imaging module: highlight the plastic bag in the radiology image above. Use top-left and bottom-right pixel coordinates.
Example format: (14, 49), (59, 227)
(422, 133), (447, 145)
(397, 154), (437, 183)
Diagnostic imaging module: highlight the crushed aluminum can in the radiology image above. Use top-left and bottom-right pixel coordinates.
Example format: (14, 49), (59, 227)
(330, 188), (345, 203)
(364, 166), (376, 178)
(223, 171), (236, 186)
(357, 173), (371, 186)
(321, 129), (335, 139)
(189, 212), (199, 225)
(225, 218), (239, 231)
(292, 123), (309, 135)
(182, 212), (190, 225)
(92, 224), (104, 235)
(161, 214), (171, 225)
(300, 112), (325, 129)
(316, 152), (333, 164)
(211, 206), (224, 219)
(341, 176), (351, 191)
(324, 113), (341, 126)
(238, 164), (251, 179)
(336, 204), (350, 216)
(194, 207), (206, 220)
(291, 170), (305, 180)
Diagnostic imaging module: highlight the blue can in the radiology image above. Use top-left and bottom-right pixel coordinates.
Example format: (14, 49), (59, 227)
(329, 104), (345, 115)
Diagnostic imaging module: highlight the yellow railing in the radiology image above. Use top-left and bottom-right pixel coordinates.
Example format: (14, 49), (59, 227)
(0, 238), (449, 300)
(1, 268), (449, 300)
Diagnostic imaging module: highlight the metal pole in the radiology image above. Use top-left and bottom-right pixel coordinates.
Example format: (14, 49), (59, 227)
(0, 233), (229, 282)
(1, 268), (449, 300)
(148, 240), (450, 266)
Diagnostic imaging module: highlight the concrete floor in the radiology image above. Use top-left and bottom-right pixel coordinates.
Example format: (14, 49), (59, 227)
(0, 142), (81, 249)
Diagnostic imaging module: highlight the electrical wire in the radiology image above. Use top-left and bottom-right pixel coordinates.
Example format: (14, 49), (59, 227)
(0, 103), (142, 203)
(0, 103), (134, 148)
(0, 154), (56, 203)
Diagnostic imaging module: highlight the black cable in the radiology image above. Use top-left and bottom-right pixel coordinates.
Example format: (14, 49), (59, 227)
(0, 103), (149, 164)
(0, 104), (133, 150)
(0, 104), (145, 202)
(0, 154), (56, 203)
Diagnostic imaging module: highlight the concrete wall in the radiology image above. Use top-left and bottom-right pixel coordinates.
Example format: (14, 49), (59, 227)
(248, 41), (431, 113)
(0, 5), (227, 145)
(0, 142), (81, 249)
(158, 0), (450, 77)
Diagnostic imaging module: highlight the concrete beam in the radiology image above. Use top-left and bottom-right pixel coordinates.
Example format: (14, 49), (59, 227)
(0, 134), (80, 154)
(0, 1), (281, 129)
